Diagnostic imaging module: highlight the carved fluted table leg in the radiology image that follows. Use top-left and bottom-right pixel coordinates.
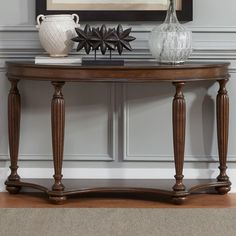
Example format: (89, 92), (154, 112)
(172, 82), (186, 204)
(6, 79), (21, 194)
(216, 78), (231, 194)
(50, 82), (66, 203)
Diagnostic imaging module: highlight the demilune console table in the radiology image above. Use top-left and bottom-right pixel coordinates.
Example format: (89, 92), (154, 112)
(5, 61), (231, 205)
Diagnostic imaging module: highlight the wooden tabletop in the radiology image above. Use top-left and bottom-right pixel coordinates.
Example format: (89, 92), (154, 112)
(6, 61), (230, 82)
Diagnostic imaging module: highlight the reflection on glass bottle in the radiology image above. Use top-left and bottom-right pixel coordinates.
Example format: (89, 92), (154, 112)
(149, 0), (192, 64)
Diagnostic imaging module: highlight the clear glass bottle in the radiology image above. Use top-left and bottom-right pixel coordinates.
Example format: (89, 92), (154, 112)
(149, 0), (192, 64)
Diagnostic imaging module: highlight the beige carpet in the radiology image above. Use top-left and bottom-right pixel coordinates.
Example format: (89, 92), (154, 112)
(0, 209), (235, 236)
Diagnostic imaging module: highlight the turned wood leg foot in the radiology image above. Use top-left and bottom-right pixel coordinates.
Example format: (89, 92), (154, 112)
(172, 196), (187, 205)
(51, 82), (65, 193)
(6, 186), (22, 194)
(7, 167), (20, 182)
(216, 79), (230, 190)
(215, 186), (231, 195)
(49, 195), (67, 205)
(52, 175), (65, 192)
(172, 82), (186, 193)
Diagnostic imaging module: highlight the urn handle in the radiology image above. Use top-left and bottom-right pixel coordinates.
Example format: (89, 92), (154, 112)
(36, 14), (46, 29)
(72, 14), (80, 26)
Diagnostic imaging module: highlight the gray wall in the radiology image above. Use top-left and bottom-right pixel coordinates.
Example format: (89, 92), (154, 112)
(1, 0), (236, 191)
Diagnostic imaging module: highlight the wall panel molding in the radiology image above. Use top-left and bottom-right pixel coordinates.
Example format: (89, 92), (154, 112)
(122, 85), (236, 162)
(31, 83), (115, 162)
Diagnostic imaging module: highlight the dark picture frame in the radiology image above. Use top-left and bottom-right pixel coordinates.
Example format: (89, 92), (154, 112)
(36, 0), (193, 22)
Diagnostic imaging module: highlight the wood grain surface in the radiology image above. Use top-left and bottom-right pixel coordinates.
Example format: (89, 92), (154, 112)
(0, 192), (235, 208)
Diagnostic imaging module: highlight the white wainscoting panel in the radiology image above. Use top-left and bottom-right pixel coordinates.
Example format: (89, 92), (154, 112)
(10, 81), (115, 161)
(123, 75), (236, 162)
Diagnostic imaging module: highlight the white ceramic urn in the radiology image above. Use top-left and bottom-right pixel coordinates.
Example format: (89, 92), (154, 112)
(36, 14), (80, 57)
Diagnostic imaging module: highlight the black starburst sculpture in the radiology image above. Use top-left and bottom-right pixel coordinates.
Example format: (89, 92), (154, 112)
(72, 24), (136, 65)
(72, 24), (92, 54)
(115, 24), (136, 55)
(90, 25), (117, 55)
